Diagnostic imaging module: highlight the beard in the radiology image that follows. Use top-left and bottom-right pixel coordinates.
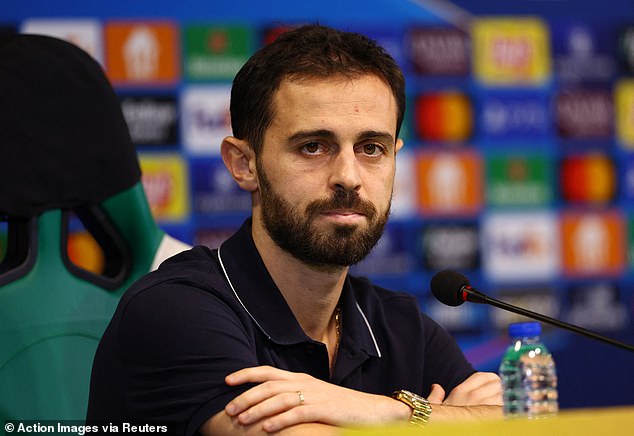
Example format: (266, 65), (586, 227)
(257, 163), (390, 270)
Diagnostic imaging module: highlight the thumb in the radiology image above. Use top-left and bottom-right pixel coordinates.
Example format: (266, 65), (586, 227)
(427, 383), (446, 404)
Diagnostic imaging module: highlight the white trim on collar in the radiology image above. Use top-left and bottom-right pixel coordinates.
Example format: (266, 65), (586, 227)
(354, 301), (382, 357)
(217, 243), (272, 340)
(219, 241), (381, 357)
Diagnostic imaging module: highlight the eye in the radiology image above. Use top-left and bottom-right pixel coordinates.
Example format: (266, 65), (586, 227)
(302, 141), (325, 155)
(360, 143), (385, 156)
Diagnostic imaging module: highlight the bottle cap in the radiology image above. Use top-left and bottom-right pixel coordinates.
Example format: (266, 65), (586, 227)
(508, 321), (541, 338)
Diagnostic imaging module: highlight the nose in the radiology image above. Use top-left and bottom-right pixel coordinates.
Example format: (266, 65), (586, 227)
(329, 147), (362, 192)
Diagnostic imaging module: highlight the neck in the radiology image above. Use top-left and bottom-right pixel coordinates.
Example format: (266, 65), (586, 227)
(251, 217), (346, 341)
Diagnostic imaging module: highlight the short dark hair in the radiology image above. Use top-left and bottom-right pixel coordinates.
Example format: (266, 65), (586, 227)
(230, 24), (406, 154)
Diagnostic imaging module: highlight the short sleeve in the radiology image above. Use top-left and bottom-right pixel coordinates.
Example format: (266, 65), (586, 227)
(116, 283), (258, 435)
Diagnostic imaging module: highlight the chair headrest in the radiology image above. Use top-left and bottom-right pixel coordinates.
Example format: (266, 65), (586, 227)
(0, 34), (141, 217)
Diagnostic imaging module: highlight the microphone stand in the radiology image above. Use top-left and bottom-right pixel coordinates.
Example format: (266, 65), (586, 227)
(462, 286), (634, 353)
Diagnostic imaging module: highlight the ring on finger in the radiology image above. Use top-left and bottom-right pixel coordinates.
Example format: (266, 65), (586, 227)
(297, 391), (305, 406)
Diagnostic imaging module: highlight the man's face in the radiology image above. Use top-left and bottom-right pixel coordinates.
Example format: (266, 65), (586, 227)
(255, 75), (403, 269)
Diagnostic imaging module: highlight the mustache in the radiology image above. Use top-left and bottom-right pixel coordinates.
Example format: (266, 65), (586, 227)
(305, 189), (377, 219)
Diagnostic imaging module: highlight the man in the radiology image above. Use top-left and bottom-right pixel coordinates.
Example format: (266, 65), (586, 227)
(87, 25), (501, 435)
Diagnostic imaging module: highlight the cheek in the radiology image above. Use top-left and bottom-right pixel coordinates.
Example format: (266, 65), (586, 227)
(364, 168), (396, 197)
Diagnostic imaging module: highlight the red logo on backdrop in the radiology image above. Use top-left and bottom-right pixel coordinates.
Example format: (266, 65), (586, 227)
(408, 27), (469, 75)
(415, 92), (472, 142)
(560, 154), (616, 204)
(556, 90), (613, 138)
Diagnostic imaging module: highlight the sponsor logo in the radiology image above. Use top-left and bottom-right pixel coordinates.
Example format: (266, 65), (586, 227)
(482, 212), (559, 281)
(415, 150), (482, 216)
(472, 17), (551, 86)
(414, 91), (472, 142)
(561, 210), (626, 277)
(486, 153), (553, 206)
(556, 89), (613, 138)
(420, 223), (479, 271)
(120, 95), (178, 146)
(560, 153), (616, 204)
(407, 27), (469, 75)
(190, 158), (251, 214)
(183, 25), (253, 80)
(479, 92), (550, 139)
(564, 283), (629, 331)
(21, 18), (103, 63)
(491, 288), (559, 330)
(105, 21), (179, 85)
(553, 24), (615, 82)
(615, 79), (634, 148)
(139, 153), (190, 222)
(426, 295), (484, 333)
(181, 85), (232, 155)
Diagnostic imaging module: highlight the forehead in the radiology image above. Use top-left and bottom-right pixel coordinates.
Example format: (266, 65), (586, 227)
(269, 74), (398, 134)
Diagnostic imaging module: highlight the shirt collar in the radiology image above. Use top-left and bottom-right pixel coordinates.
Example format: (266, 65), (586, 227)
(217, 218), (381, 359)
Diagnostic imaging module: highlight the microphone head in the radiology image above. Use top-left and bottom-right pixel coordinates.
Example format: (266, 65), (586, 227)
(430, 270), (470, 307)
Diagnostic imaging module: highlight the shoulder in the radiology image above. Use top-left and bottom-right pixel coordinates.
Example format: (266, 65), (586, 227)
(110, 245), (252, 359)
(114, 245), (243, 336)
(123, 245), (227, 302)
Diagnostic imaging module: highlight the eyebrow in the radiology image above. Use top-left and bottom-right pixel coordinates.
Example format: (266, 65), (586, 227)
(288, 129), (396, 146)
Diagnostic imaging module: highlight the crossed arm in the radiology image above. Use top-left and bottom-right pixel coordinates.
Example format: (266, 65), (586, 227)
(200, 366), (503, 435)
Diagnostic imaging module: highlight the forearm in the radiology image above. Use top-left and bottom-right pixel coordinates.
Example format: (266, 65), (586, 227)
(429, 404), (503, 423)
(201, 411), (341, 436)
(202, 393), (412, 435)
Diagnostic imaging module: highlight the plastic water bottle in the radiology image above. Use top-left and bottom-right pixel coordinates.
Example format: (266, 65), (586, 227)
(499, 321), (558, 418)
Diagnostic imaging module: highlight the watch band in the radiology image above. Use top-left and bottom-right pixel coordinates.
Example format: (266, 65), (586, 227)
(391, 389), (432, 426)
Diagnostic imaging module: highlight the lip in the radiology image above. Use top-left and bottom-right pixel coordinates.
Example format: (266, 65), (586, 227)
(322, 208), (366, 217)
(320, 209), (367, 223)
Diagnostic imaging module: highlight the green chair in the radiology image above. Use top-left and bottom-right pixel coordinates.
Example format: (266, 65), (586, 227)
(0, 35), (189, 421)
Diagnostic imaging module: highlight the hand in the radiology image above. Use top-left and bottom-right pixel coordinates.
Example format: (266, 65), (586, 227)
(428, 372), (502, 406)
(424, 372), (503, 423)
(224, 366), (411, 433)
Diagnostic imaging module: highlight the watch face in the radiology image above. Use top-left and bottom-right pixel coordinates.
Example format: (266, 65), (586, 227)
(393, 390), (432, 425)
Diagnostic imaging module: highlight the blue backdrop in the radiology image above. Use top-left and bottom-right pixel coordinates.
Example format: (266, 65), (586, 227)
(2, 0), (634, 410)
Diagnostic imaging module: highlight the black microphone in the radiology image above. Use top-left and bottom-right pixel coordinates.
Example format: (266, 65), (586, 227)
(430, 270), (634, 353)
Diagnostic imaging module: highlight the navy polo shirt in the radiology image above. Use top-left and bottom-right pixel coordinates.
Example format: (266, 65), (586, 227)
(87, 219), (474, 435)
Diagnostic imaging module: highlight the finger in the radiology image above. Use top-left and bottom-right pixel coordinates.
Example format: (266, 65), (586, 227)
(226, 365), (296, 385)
(260, 403), (315, 433)
(466, 378), (503, 405)
(445, 376), (502, 406)
(427, 383), (445, 404)
(226, 380), (295, 415)
(455, 372), (500, 391)
(236, 391), (305, 425)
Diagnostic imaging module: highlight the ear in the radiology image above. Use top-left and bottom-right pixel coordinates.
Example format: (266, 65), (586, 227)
(220, 136), (258, 192)
(394, 138), (404, 155)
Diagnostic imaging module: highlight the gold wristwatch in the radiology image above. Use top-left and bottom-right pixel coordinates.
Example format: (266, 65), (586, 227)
(392, 389), (432, 426)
